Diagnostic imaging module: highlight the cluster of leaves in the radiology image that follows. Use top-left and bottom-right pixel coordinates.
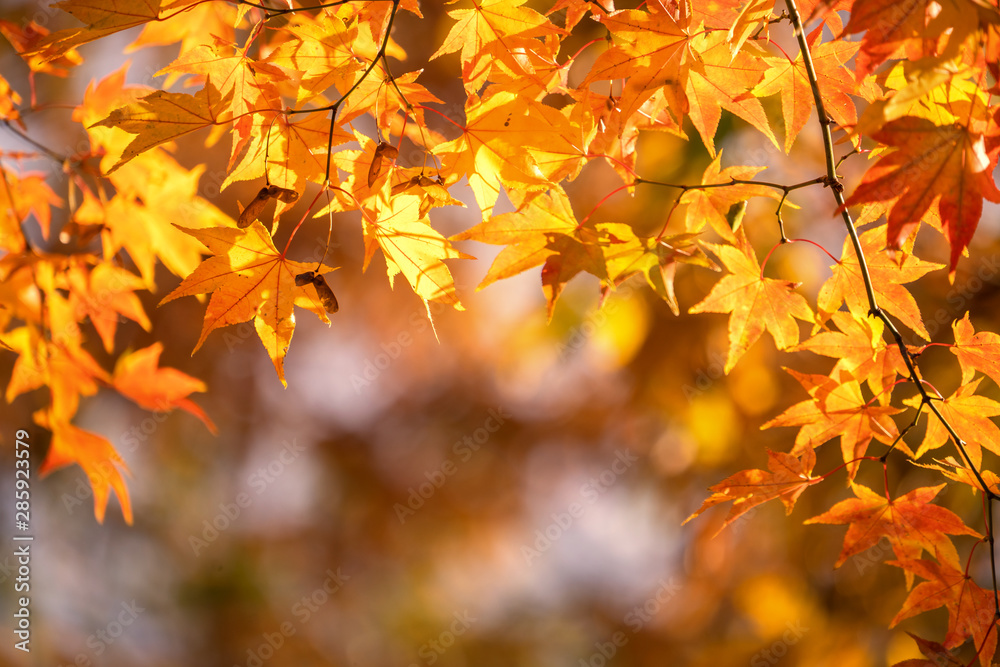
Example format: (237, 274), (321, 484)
(2, 0), (1000, 661)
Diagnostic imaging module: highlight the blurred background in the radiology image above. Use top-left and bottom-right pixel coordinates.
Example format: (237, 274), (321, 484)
(2, 2), (1000, 666)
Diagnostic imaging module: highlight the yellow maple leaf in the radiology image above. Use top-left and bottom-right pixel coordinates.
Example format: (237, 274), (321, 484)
(90, 83), (231, 174)
(363, 192), (470, 310)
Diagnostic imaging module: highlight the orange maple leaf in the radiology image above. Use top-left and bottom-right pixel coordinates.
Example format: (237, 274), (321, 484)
(65, 261), (150, 354)
(157, 36), (289, 162)
(91, 83), (232, 174)
(264, 14), (363, 105)
(431, 0), (566, 94)
(362, 191), (470, 310)
(891, 558), (998, 663)
(902, 379), (1000, 469)
(25, 0), (161, 62)
(0, 167), (62, 251)
(0, 19), (82, 76)
(689, 230), (813, 373)
(452, 186), (603, 316)
(685, 32), (779, 156)
(753, 28), (863, 151)
(112, 343), (216, 433)
(793, 311), (908, 405)
(806, 483), (980, 570)
(762, 368), (901, 480)
(817, 227), (942, 340)
(683, 447), (820, 535)
(4, 322), (108, 424)
(432, 89), (585, 221)
(602, 226), (716, 316)
(677, 152), (783, 242)
(37, 413), (132, 525)
(158, 221), (335, 387)
(951, 313), (1000, 387)
(843, 118), (1000, 274)
(842, 0), (933, 80)
(584, 4), (691, 126)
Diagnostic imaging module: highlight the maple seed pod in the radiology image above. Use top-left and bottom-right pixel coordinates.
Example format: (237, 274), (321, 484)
(312, 274), (339, 313)
(367, 141), (400, 188)
(294, 271), (315, 287)
(238, 187), (272, 228)
(266, 185), (299, 204)
(238, 185), (300, 228)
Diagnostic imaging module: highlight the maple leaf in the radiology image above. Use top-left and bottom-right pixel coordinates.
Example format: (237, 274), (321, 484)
(902, 379), (1000, 469)
(854, 60), (980, 136)
(452, 186), (609, 317)
(842, 0), (933, 80)
(689, 230), (813, 373)
(390, 172), (466, 218)
(37, 414), (133, 525)
(684, 32), (778, 157)
(892, 632), (964, 667)
(891, 558), (998, 662)
(806, 483), (980, 570)
(157, 36), (292, 163)
(727, 0), (775, 58)
(753, 28), (863, 151)
(0, 19), (82, 76)
(361, 191), (470, 310)
(224, 110), (350, 195)
(843, 117), (1000, 275)
(264, 14), (363, 105)
(584, 4), (691, 126)
(0, 168), (62, 252)
(793, 311), (908, 405)
(762, 368), (902, 480)
(65, 260), (151, 353)
(90, 83), (232, 174)
(430, 0), (566, 94)
(817, 227), (942, 340)
(126, 1), (239, 56)
(83, 153), (237, 287)
(683, 447), (821, 535)
(433, 89), (586, 221)
(73, 65), (240, 286)
(602, 226), (716, 316)
(951, 313), (1000, 387)
(677, 152), (783, 242)
(337, 68), (444, 131)
(25, 0), (161, 62)
(4, 321), (109, 423)
(0, 74), (20, 125)
(548, 0), (611, 31)
(916, 456), (1000, 496)
(112, 343), (215, 433)
(158, 221), (335, 387)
